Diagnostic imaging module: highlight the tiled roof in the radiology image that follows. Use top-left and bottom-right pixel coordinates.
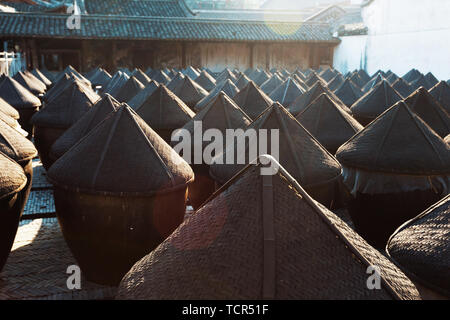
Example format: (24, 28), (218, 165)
(0, 3), (15, 12)
(337, 22), (367, 36)
(305, 5), (346, 22)
(2, 0), (194, 16)
(0, 12), (340, 43)
(2, 1), (50, 12)
(324, 4), (366, 36)
(84, 0), (194, 17)
(193, 9), (310, 22)
(261, 0), (339, 10)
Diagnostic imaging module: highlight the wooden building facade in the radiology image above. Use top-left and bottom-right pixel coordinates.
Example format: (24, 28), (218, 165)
(0, 0), (339, 72)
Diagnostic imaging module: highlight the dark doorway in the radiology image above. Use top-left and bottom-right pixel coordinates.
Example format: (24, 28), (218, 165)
(40, 49), (81, 71)
(132, 49), (153, 70)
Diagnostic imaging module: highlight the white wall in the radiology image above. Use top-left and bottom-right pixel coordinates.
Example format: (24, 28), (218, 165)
(333, 0), (450, 80)
(333, 35), (367, 74)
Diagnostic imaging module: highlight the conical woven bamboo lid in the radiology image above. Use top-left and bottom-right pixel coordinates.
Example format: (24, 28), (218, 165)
(151, 70), (171, 85)
(392, 78), (413, 98)
(215, 68), (237, 84)
(45, 73), (92, 103)
(290, 81), (349, 116)
(173, 76), (208, 108)
(305, 72), (326, 88)
(403, 69), (422, 83)
(409, 74), (433, 91)
(13, 71), (46, 96)
(166, 72), (185, 92)
(131, 68), (151, 85)
(260, 74), (284, 95)
(0, 77), (41, 109)
(269, 78), (304, 107)
(387, 194), (450, 297)
(335, 79), (362, 107)
(210, 103), (342, 187)
(358, 69), (371, 83)
(0, 112), (17, 129)
(40, 69), (56, 82)
(233, 81), (273, 119)
(0, 119), (37, 162)
(0, 152), (26, 201)
(0, 97), (20, 120)
(361, 73), (384, 93)
(319, 68), (336, 82)
(31, 69), (52, 88)
(127, 80), (159, 110)
(183, 66), (200, 80)
(180, 91), (251, 151)
(425, 72), (439, 87)
(195, 70), (216, 92)
(118, 156), (420, 300)
(337, 101), (450, 175)
(328, 73), (345, 92)
(52, 65), (90, 87)
(88, 68), (112, 87)
(351, 80), (403, 123)
(135, 85), (194, 130)
(404, 87), (450, 138)
(50, 94), (122, 160)
(296, 93), (363, 154)
(31, 79), (99, 128)
(234, 73), (251, 91)
(115, 76), (145, 103)
(349, 72), (366, 88)
(104, 71), (130, 97)
(48, 106), (194, 195)
(386, 73), (399, 85)
(429, 81), (450, 114)
(253, 70), (271, 86)
(195, 79), (239, 112)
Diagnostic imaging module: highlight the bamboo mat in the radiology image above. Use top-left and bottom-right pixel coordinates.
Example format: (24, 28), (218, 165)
(0, 159), (351, 300)
(0, 218), (117, 300)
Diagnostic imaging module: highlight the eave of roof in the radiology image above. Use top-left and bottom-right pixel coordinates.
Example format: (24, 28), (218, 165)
(361, 0), (375, 7)
(304, 4), (346, 22)
(0, 12), (340, 43)
(177, 0), (196, 16)
(337, 23), (368, 36)
(193, 9), (309, 22)
(3, 0), (195, 16)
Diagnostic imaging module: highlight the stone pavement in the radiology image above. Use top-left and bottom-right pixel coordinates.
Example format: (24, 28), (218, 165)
(22, 159), (55, 220)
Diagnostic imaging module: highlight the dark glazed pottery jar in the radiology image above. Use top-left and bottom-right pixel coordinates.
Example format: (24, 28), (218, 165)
(48, 106), (194, 285)
(0, 119), (38, 215)
(337, 101), (450, 249)
(0, 152), (27, 271)
(175, 91), (251, 209)
(0, 76), (41, 138)
(31, 79), (99, 170)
